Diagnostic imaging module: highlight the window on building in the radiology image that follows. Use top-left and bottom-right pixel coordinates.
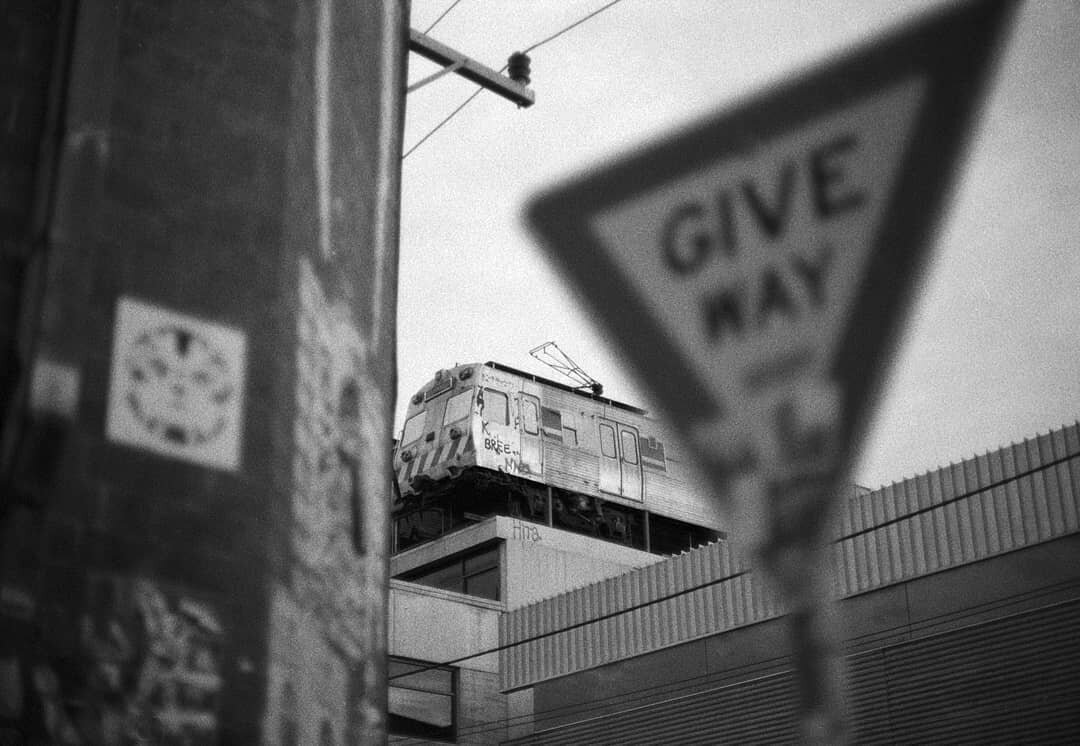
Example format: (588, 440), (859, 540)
(480, 389), (507, 426)
(401, 411), (426, 445)
(401, 544), (501, 601)
(443, 390), (472, 426)
(389, 657), (456, 742)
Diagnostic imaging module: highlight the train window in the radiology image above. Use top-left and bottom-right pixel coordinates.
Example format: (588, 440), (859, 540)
(599, 423), (617, 458)
(443, 390), (472, 426)
(563, 412), (578, 446)
(521, 398), (539, 435)
(401, 411), (426, 445)
(480, 389), (508, 426)
(621, 430), (639, 464)
(541, 407), (562, 440)
(639, 433), (665, 464)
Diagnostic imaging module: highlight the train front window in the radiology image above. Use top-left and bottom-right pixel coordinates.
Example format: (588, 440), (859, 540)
(401, 411), (426, 445)
(443, 390), (472, 426)
(480, 389), (507, 426)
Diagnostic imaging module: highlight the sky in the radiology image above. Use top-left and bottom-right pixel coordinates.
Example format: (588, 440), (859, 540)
(396, 0), (1080, 490)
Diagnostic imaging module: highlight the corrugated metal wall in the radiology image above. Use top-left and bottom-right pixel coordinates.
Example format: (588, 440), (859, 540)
(504, 597), (1080, 745)
(502, 422), (1080, 691)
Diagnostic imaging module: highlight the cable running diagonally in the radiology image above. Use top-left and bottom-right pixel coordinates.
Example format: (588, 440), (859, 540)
(424, 0), (466, 34)
(403, 0), (630, 160)
(524, 0), (627, 54)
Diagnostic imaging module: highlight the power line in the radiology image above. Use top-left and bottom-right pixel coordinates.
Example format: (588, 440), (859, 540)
(390, 448), (1080, 681)
(423, 0), (466, 34)
(523, 0), (628, 54)
(402, 84), (487, 161)
(403, 0), (630, 161)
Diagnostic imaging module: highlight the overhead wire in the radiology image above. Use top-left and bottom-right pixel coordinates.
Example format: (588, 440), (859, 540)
(389, 447), (1080, 683)
(402, 0), (630, 161)
(522, 0), (628, 55)
(423, 0), (466, 34)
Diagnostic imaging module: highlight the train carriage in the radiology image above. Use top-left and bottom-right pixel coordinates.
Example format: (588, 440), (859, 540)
(393, 362), (725, 554)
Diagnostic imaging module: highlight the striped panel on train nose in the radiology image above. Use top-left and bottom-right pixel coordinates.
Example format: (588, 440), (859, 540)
(397, 432), (476, 484)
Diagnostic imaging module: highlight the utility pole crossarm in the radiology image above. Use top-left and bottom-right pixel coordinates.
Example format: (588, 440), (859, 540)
(408, 28), (535, 108)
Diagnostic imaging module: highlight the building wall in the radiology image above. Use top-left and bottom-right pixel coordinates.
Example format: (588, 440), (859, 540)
(389, 581), (505, 744)
(505, 534), (1080, 744)
(391, 515), (662, 612)
(390, 580), (502, 672)
(501, 517), (661, 610)
(387, 517), (662, 743)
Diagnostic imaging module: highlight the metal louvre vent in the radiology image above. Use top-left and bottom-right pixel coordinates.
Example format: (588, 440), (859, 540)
(505, 598), (1080, 745)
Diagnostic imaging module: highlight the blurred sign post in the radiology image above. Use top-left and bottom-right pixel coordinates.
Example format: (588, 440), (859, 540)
(527, 2), (1014, 741)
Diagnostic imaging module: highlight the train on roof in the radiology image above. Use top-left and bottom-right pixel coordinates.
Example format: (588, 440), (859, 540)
(391, 361), (725, 554)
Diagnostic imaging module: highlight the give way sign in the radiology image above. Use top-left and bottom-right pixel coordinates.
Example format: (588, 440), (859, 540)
(527, 1), (1015, 516)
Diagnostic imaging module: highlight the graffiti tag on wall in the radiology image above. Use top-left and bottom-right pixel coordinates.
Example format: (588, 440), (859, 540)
(293, 258), (365, 574)
(105, 297), (247, 471)
(290, 257), (380, 651)
(510, 520), (542, 542)
(80, 575), (224, 743)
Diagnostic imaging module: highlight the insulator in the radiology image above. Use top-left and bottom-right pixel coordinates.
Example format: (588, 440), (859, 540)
(507, 51), (531, 86)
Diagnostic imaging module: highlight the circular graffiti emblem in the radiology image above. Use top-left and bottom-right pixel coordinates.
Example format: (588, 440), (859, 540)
(123, 325), (236, 447)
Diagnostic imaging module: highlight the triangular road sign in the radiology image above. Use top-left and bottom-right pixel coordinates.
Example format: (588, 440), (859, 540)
(527, 1), (1015, 501)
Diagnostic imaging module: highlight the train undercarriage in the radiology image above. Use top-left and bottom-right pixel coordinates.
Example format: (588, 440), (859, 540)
(393, 467), (722, 555)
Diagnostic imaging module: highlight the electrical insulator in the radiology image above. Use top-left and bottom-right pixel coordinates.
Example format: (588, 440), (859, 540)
(507, 52), (531, 86)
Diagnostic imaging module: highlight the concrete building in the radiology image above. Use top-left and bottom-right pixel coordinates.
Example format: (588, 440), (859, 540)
(387, 516), (663, 743)
(390, 421), (1080, 743)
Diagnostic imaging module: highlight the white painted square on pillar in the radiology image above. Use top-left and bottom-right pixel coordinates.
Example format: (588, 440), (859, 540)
(106, 296), (247, 471)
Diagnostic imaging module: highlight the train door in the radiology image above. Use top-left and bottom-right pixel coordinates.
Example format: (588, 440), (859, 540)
(517, 392), (543, 477)
(476, 379), (517, 474)
(598, 418), (643, 501)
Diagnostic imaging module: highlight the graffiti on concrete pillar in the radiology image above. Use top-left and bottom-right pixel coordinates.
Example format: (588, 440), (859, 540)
(293, 257), (370, 584)
(106, 296), (247, 471)
(79, 575), (225, 743)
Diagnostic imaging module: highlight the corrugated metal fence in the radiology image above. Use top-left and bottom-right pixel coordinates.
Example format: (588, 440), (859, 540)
(502, 422), (1080, 691)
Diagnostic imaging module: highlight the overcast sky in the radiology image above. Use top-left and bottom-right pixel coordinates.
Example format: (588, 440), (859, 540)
(397, 0), (1080, 490)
